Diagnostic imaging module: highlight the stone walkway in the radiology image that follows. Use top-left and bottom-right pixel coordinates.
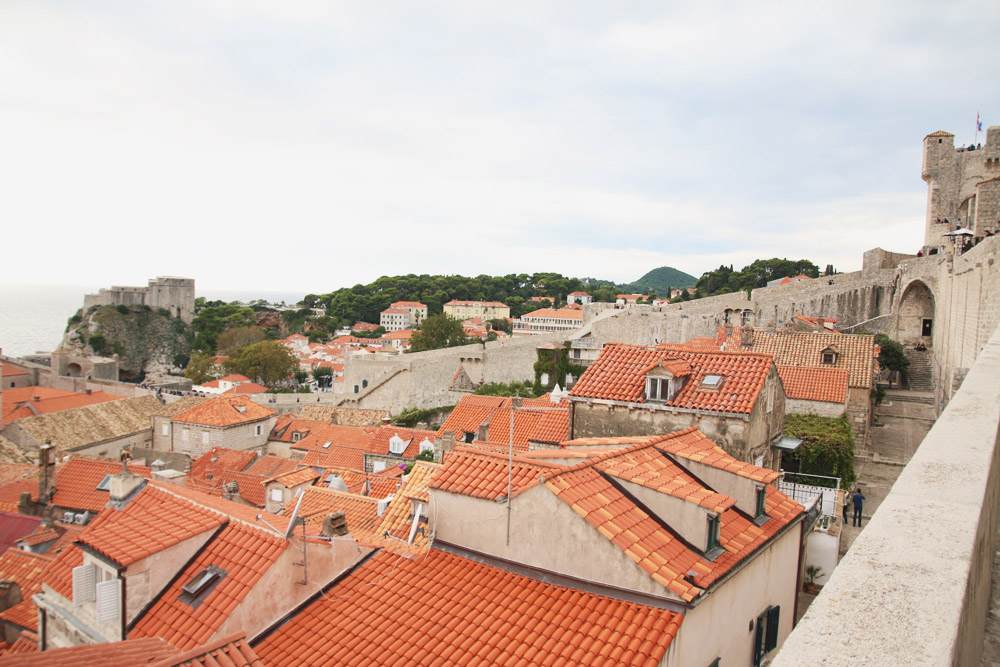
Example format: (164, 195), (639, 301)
(839, 389), (935, 557)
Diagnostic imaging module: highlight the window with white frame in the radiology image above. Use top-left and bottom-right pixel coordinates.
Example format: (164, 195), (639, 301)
(254, 424), (263, 437)
(161, 423), (169, 436)
(202, 431), (210, 445)
(270, 488), (283, 502)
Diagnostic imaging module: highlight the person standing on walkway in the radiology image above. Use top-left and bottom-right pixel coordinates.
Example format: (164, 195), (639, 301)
(852, 488), (865, 526)
(842, 491), (849, 524)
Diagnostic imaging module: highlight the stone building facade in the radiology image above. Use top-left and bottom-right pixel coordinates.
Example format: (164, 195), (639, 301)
(83, 276), (196, 324)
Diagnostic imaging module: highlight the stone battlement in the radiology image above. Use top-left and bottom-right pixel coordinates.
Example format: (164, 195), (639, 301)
(82, 276), (195, 324)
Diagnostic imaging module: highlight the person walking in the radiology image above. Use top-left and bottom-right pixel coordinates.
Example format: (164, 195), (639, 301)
(852, 487), (865, 527)
(842, 490), (849, 524)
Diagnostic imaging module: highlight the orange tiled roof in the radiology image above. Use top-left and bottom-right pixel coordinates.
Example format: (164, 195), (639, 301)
(78, 484), (224, 566)
(242, 455), (298, 478)
(332, 470), (400, 499)
(430, 446), (560, 500)
(0, 548), (53, 631)
(1, 363), (28, 377)
(1, 630), (37, 657)
(149, 482), (293, 536)
(128, 521), (286, 652)
(52, 459), (152, 513)
(436, 394), (568, 446)
(148, 632), (263, 667)
(543, 433), (800, 601)
(570, 343), (774, 415)
(367, 426), (436, 459)
(652, 427), (782, 483)
(222, 382), (269, 395)
(268, 417), (328, 443)
(300, 448), (366, 472)
(281, 486), (380, 539)
(1, 387), (125, 427)
(0, 463), (34, 487)
(214, 470), (268, 507)
(291, 423), (376, 453)
(519, 307), (583, 321)
(371, 461), (441, 552)
(777, 365), (849, 403)
(172, 395), (275, 427)
(269, 467), (318, 488)
(0, 479), (38, 513)
(253, 547), (682, 666)
(0, 638), (176, 665)
(443, 300), (509, 307)
(721, 327), (877, 388)
(188, 447), (257, 483)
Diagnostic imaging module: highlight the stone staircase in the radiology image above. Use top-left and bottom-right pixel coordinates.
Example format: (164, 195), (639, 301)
(904, 348), (933, 392)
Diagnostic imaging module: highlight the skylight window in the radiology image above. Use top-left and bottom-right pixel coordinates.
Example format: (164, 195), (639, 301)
(322, 441), (332, 449)
(179, 565), (227, 608)
(701, 374), (724, 390)
(96, 474), (112, 492)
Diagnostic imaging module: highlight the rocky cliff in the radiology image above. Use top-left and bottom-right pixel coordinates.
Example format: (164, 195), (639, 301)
(62, 305), (193, 381)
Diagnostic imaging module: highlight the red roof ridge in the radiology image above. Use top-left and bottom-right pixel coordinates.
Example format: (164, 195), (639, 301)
(147, 632), (254, 667)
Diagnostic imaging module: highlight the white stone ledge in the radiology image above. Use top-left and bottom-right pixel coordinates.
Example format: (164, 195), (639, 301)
(772, 323), (1000, 667)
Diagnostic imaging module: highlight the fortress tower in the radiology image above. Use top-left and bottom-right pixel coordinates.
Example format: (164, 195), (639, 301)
(922, 126), (1000, 251)
(82, 276), (195, 323)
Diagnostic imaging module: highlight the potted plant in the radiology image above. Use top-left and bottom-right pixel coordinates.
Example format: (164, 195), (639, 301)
(804, 565), (824, 594)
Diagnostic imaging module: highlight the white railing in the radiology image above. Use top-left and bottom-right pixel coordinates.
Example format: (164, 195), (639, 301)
(778, 472), (841, 517)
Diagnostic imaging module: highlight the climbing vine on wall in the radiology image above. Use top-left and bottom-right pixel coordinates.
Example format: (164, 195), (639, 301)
(782, 413), (856, 489)
(533, 342), (586, 395)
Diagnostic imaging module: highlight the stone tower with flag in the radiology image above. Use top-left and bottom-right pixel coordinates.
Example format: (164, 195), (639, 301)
(921, 124), (1000, 252)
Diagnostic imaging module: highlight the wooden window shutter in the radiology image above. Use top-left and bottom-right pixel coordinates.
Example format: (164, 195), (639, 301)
(765, 605), (781, 651)
(96, 578), (120, 623)
(72, 563), (96, 605)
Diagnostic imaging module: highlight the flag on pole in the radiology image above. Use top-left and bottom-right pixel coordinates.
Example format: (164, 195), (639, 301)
(978, 113), (983, 132)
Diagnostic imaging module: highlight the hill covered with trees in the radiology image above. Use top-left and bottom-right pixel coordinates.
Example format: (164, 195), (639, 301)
(622, 266), (698, 293)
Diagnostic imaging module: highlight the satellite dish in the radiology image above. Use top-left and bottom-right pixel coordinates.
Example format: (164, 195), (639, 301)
(283, 491), (305, 540)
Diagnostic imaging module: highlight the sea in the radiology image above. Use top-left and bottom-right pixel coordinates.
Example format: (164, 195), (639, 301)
(0, 284), (305, 359)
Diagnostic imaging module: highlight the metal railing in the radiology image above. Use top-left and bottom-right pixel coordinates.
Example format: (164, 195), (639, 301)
(778, 472), (841, 517)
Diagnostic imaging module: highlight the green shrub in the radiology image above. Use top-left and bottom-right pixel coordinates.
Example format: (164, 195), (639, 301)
(116, 304), (130, 315)
(89, 333), (106, 355)
(782, 413), (856, 489)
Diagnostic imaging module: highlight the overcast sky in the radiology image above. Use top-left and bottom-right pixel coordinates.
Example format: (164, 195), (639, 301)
(2, 1), (998, 294)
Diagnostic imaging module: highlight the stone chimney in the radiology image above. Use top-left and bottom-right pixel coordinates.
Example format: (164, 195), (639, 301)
(476, 421), (489, 442)
(223, 480), (240, 502)
(108, 458), (147, 510)
(438, 430), (456, 458)
(37, 442), (57, 505)
(320, 511), (348, 537)
(741, 328), (755, 347)
(326, 473), (349, 493)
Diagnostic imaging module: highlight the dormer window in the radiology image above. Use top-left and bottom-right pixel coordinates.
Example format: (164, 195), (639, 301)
(755, 487), (770, 526)
(291, 432), (301, 443)
(706, 515), (723, 561)
(389, 434), (409, 456)
(645, 377), (674, 402)
(821, 347), (839, 365)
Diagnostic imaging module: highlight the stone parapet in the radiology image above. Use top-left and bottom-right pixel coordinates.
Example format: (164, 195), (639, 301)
(771, 323), (1000, 666)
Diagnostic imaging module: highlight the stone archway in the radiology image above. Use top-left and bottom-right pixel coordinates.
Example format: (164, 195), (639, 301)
(898, 281), (935, 346)
(66, 362), (83, 377)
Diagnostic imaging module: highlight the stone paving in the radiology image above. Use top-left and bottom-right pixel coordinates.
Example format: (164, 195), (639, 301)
(839, 389), (935, 557)
(795, 388), (935, 623)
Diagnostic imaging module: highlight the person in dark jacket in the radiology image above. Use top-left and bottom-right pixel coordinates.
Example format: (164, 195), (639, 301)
(852, 488), (865, 526)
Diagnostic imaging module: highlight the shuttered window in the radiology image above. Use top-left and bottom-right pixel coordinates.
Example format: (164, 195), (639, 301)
(72, 563), (96, 605)
(96, 578), (120, 623)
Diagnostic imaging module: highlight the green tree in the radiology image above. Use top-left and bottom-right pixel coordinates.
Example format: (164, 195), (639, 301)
(223, 341), (299, 386)
(474, 380), (539, 397)
(783, 414), (856, 489)
(409, 314), (470, 352)
(184, 351), (216, 385)
(216, 326), (267, 355)
(874, 333), (909, 385)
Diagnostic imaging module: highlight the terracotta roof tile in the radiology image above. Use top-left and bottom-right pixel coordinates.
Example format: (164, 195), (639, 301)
(1, 386), (126, 428)
(1, 630), (37, 656)
(254, 548), (682, 667)
(0, 636), (178, 665)
(42, 544), (84, 600)
(367, 426), (436, 459)
(213, 471), (268, 507)
(10, 396), (167, 454)
(281, 486), (381, 539)
(269, 467), (318, 488)
(570, 343), (774, 415)
(267, 418), (328, 443)
(0, 364), (28, 378)
(722, 327), (877, 388)
(0, 464), (35, 487)
(172, 395), (274, 428)
(0, 548), (53, 631)
(79, 485), (224, 566)
(430, 446), (559, 500)
(371, 461), (441, 552)
(51, 459), (152, 513)
(0, 512), (44, 551)
(291, 423), (377, 453)
(129, 521), (286, 651)
(188, 447), (257, 483)
(300, 448), (365, 472)
(777, 365), (849, 403)
(437, 394), (568, 447)
(242, 455), (297, 478)
(148, 632), (263, 667)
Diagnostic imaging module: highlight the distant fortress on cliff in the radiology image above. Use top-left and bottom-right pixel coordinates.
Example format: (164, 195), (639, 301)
(82, 276), (195, 324)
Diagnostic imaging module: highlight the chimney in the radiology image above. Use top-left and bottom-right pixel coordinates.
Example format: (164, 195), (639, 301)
(326, 473), (349, 493)
(108, 457), (147, 510)
(223, 480), (239, 501)
(85, 389), (92, 395)
(381, 415), (392, 426)
(741, 328), (755, 347)
(439, 430), (456, 457)
(150, 459), (165, 473)
(37, 442), (56, 505)
(320, 511), (348, 537)
(476, 421), (489, 442)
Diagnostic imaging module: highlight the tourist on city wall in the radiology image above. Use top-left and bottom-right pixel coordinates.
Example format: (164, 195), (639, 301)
(852, 488), (865, 527)
(842, 492), (849, 524)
